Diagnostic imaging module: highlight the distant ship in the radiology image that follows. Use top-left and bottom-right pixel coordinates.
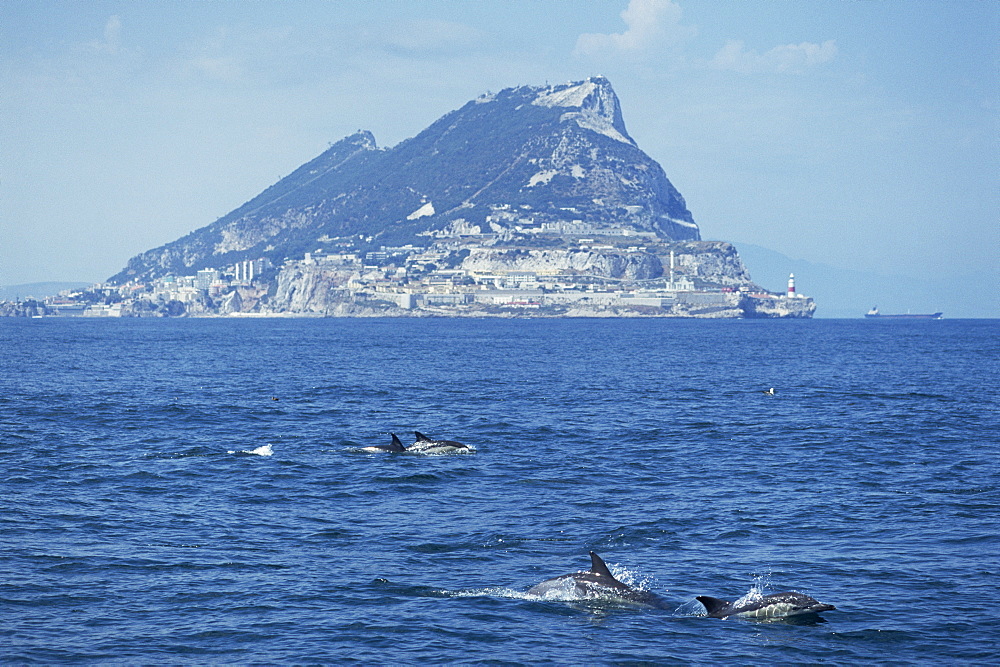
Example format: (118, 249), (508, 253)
(865, 307), (942, 320)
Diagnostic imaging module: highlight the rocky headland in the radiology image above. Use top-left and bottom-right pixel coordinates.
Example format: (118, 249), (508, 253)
(9, 77), (814, 319)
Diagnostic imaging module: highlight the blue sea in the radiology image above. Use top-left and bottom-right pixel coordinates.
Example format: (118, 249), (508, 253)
(2, 317), (998, 664)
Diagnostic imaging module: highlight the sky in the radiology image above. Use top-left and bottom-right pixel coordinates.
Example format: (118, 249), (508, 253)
(2, 0), (997, 301)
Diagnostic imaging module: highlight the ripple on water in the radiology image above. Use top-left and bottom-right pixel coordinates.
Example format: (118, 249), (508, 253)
(2, 318), (999, 663)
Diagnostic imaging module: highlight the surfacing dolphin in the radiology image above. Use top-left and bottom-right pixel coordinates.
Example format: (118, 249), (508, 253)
(410, 431), (472, 454)
(360, 433), (407, 453)
(527, 552), (671, 609)
(696, 591), (835, 620)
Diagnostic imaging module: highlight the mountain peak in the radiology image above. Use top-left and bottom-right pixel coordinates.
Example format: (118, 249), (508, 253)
(341, 130), (378, 150)
(530, 77), (633, 146)
(111, 77), (699, 284)
(530, 76), (612, 109)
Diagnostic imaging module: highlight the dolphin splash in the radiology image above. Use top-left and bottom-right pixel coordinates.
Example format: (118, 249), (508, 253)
(408, 431), (473, 454)
(227, 444), (273, 456)
(527, 552), (671, 609)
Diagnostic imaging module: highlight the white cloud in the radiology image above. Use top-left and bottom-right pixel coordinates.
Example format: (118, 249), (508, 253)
(103, 16), (122, 49)
(711, 39), (837, 74)
(85, 15), (126, 56)
(574, 0), (696, 58)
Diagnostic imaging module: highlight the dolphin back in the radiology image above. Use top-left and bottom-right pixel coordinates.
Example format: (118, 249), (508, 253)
(528, 552), (669, 609)
(588, 552), (616, 580)
(697, 592), (835, 619)
(412, 431), (467, 449)
(696, 596), (732, 617)
(765, 592), (836, 615)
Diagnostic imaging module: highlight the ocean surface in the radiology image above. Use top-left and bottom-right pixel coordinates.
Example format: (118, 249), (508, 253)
(2, 317), (998, 664)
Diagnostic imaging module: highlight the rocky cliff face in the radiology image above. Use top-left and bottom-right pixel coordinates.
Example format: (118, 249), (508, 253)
(456, 240), (756, 285)
(110, 77), (699, 284)
(270, 264), (354, 315)
(459, 247), (664, 280)
(741, 294), (816, 318)
(656, 242), (754, 288)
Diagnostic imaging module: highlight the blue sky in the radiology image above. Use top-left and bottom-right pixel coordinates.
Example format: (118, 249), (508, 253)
(2, 0), (997, 299)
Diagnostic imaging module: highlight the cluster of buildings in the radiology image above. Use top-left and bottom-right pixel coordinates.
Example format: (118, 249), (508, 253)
(147, 259), (267, 303)
(290, 244), (703, 311)
(24, 259), (268, 317)
(270, 244), (808, 316)
(17, 241), (808, 318)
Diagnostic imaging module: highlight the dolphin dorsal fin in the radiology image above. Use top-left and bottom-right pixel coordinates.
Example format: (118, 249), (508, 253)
(696, 596), (730, 615)
(414, 431), (433, 442)
(588, 552), (616, 579)
(390, 433), (405, 450)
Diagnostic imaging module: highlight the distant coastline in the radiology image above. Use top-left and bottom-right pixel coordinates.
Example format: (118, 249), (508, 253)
(0, 282), (91, 302)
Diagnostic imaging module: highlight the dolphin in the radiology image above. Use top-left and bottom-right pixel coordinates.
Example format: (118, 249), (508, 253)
(696, 591), (835, 620)
(527, 552), (671, 609)
(360, 433), (407, 453)
(410, 431), (471, 453)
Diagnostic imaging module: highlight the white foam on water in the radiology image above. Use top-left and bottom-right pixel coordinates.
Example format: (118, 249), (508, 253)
(529, 577), (586, 601)
(405, 442), (476, 455)
(227, 444), (273, 456)
(729, 570), (771, 612)
(450, 586), (538, 601)
(608, 563), (657, 592)
(674, 598), (709, 617)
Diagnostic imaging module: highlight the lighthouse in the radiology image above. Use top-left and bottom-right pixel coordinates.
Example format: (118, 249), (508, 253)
(787, 273), (796, 298)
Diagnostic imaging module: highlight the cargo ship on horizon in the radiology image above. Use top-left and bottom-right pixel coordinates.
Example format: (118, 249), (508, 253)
(865, 307), (942, 320)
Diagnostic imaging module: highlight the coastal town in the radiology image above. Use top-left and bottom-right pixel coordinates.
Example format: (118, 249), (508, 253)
(2, 235), (814, 319)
